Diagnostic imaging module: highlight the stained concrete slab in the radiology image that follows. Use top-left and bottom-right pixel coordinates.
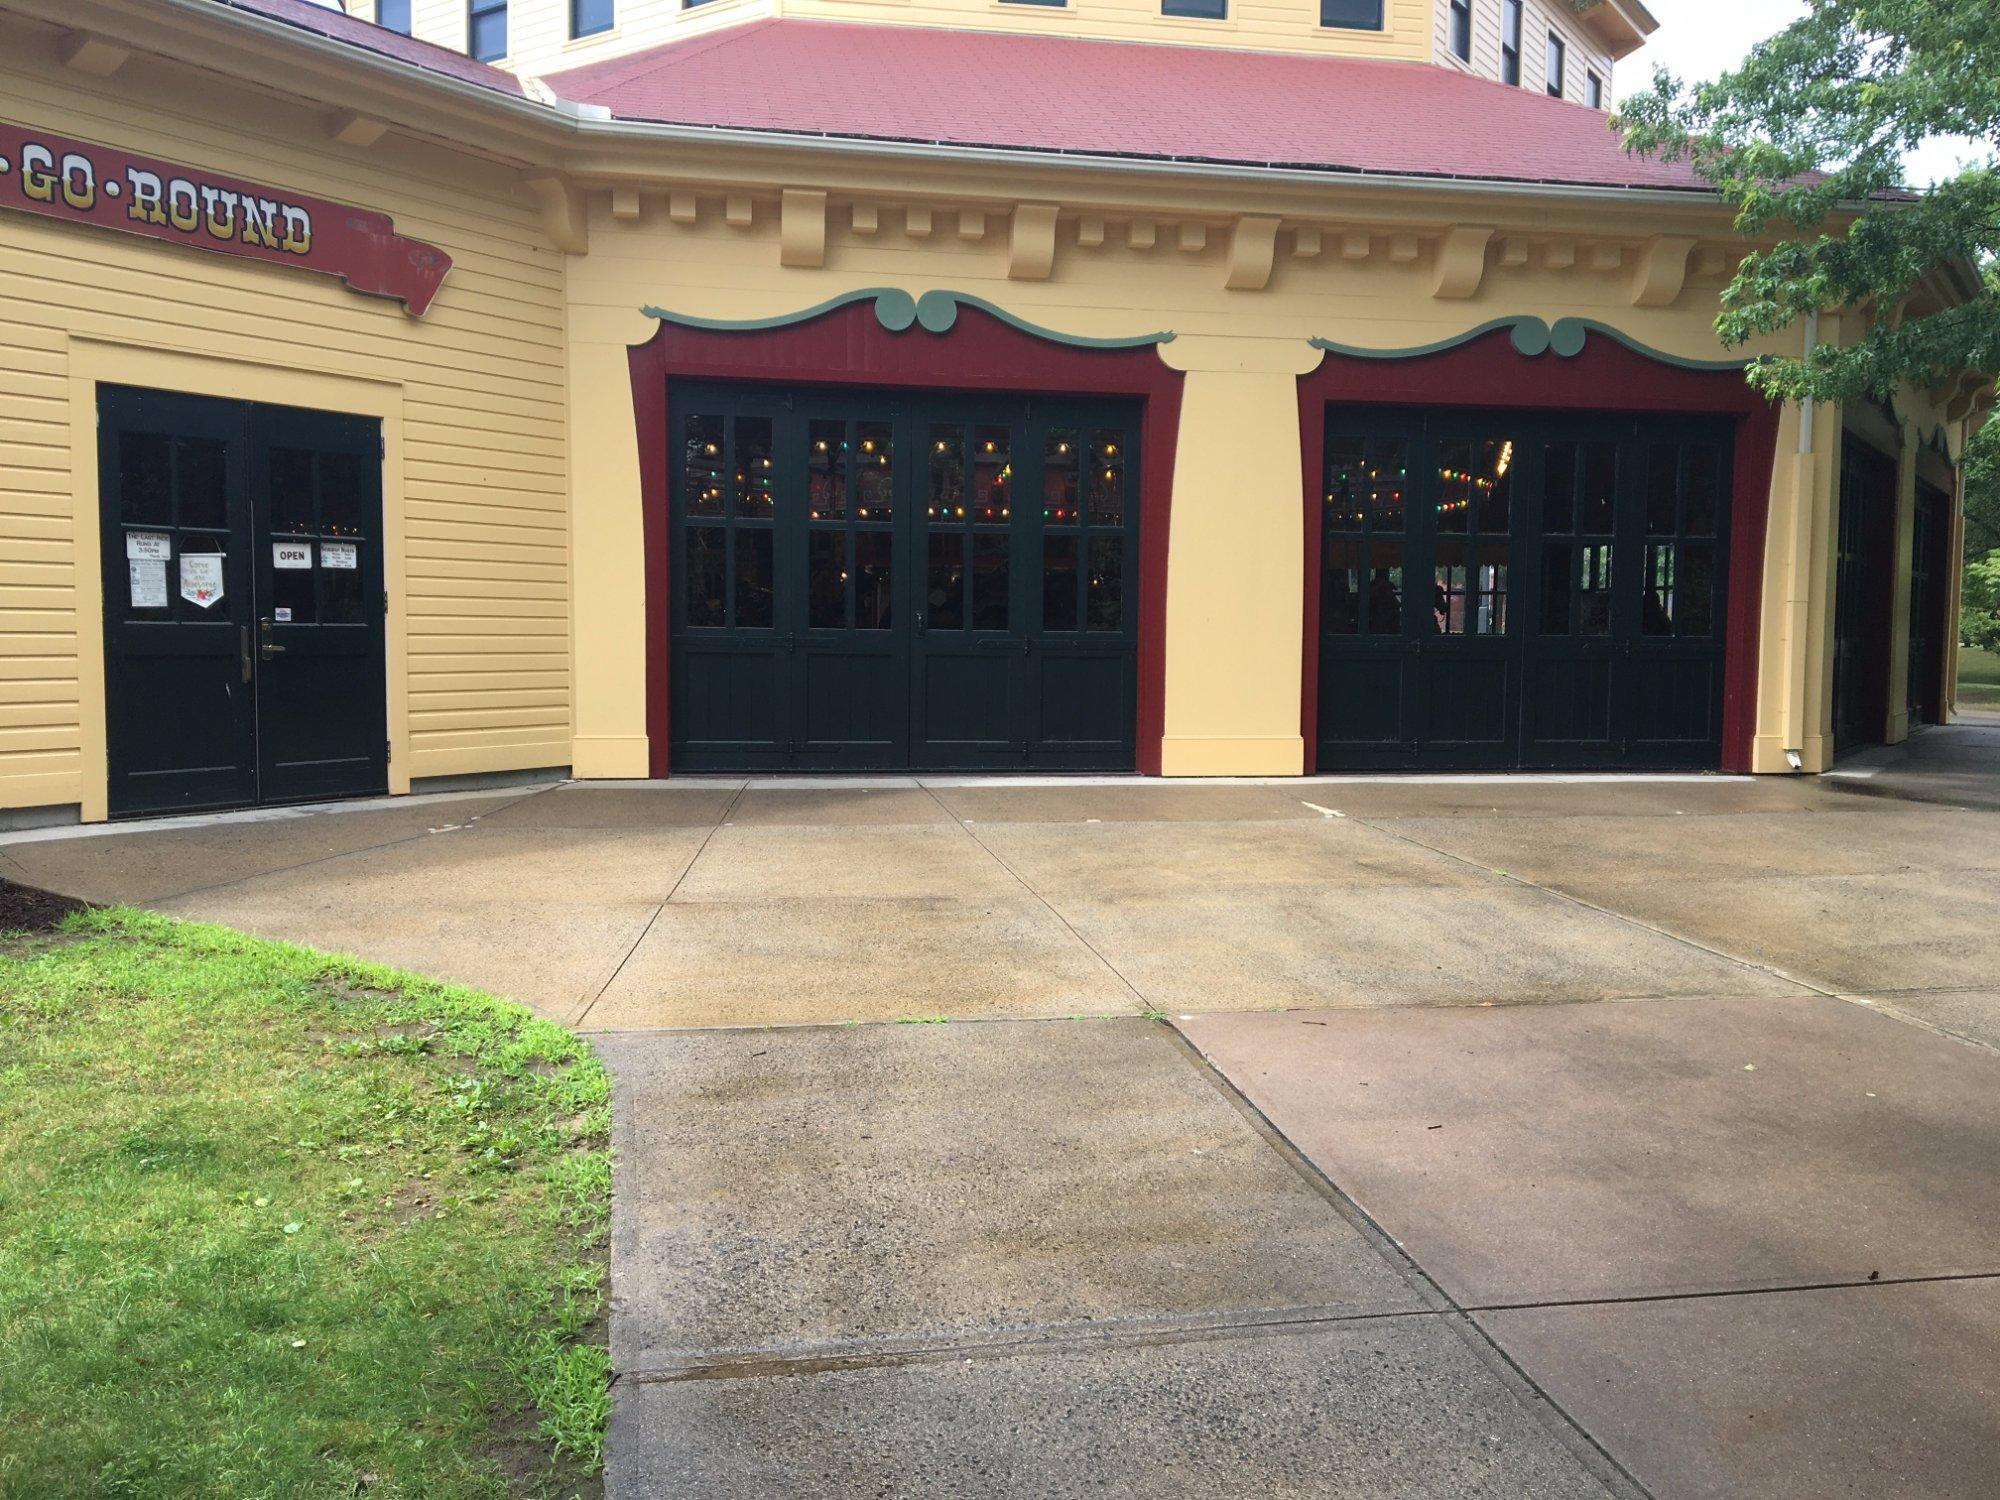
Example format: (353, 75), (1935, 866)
(582, 895), (1134, 1028)
(1178, 996), (2000, 1305)
(155, 888), (658, 1019)
(609, 1317), (1622, 1499)
(975, 816), (1486, 899)
(929, 783), (1319, 824)
(0, 792), (526, 904)
(1056, 882), (1800, 1012)
(593, 1021), (1424, 1368)
(727, 787), (957, 826)
(1479, 1278), (2000, 1500)
(1580, 866), (2000, 993)
(475, 784), (736, 829)
(672, 823), (1019, 901)
(1264, 776), (1858, 822)
(1851, 989), (2000, 1054)
(1374, 806), (2000, 885)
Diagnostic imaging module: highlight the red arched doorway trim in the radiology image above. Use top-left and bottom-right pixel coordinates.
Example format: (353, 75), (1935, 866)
(628, 298), (1186, 777)
(1296, 327), (1780, 773)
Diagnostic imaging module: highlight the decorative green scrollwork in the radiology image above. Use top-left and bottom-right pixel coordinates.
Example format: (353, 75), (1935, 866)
(639, 287), (1172, 348)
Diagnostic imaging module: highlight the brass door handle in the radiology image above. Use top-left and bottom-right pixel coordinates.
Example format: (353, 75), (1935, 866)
(259, 618), (286, 660)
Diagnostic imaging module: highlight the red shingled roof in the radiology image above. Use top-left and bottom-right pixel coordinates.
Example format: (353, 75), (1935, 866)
(547, 19), (1711, 193)
(205, 0), (527, 96)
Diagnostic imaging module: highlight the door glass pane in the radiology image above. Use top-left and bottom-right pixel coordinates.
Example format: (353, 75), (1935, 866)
(1542, 442), (1576, 533)
(119, 431), (173, 524)
(856, 530), (893, 629)
(972, 426), (1010, 522)
(1045, 429), (1080, 523)
(318, 451), (366, 537)
(685, 527), (725, 626)
(1043, 533), (1079, 631)
(927, 532), (964, 629)
(1087, 535), (1122, 631)
(1541, 542), (1572, 634)
(1472, 543), (1508, 634)
(1088, 429), (1124, 526)
(1642, 542), (1676, 634)
(1645, 444), (1678, 534)
(1581, 442), (1616, 532)
(269, 447), (316, 535)
(321, 541), (364, 624)
(856, 421), (893, 520)
(736, 417), (775, 516)
(734, 528), (774, 628)
(808, 529), (846, 629)
(1367, 440), (1407, 530)
(1366, 540), (1403, 634)
(1436, 441), (1475, 533)
(684, 415), (725, 517)
(1324, 437), (1366, 529)
(1680, 544), (1715, 635)
(972, 532), (1010, 631)
(1323, 538), (1362, 635)
(928, 426), (964, 519)
(1580, 542), (1613, 635)
(807, 419), (845, 521)
(1433, 538), (1467, 634)
(176, 436), (229, 529)
(1477, 439), (1514, 531)
(1684, 445), (1719, 535)
(271, 549), (316, 624)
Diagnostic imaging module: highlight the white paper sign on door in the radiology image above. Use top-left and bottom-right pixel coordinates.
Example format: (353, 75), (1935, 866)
(180, 553), (224, 608)
(126, 531), (171, 562)
(319, 541), (357, 570)
(272, 542), (312, 570)
(129, 558), (168, 608)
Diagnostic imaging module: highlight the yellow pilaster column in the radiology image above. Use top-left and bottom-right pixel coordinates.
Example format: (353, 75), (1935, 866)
(567, 306), (656, 779)
(1155, 336), (1318, 776)
(1751, 396), (1842, 773)
(1883, 421), (1918, 743)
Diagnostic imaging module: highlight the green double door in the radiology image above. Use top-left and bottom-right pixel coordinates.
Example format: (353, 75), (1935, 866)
(98, 386), (387, 818)
(668, 384), (1140, 771)
(1317, 406), (1734, 770)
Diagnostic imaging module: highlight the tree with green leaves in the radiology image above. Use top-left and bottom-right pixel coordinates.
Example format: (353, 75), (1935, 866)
(1612, 0), (1998, 408)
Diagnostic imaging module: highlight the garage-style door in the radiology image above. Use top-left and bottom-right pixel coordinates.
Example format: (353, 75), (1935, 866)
(1317, 407), (1733, 770)
(668, 384), (1140, 771)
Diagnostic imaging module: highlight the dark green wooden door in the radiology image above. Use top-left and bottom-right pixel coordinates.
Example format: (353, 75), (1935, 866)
(1833, 437), (1897, 752)
(1906, 478), (1950, 728)
(98, 387), (387, 818)
(668, 384), (1139, 771)
(1317, 407), (1732, 771)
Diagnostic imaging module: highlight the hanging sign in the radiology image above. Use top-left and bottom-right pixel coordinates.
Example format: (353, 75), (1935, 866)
(272, 542), (312, 570)
(125, 531), (171, 562)
(319, 541), (358, 570)
(128, 558), (167, 609)
(0, 124), (452, 316)
(180, 554), (224, 608)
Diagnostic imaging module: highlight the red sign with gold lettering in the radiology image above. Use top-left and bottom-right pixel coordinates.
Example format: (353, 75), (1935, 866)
(0, 125), (452, 317)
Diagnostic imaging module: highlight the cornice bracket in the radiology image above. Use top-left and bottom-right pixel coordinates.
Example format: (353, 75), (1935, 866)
(1224, 215), (1281, 291)
(1433, 225), (1495, 300)
(524, 174), (588, 255)
(1630, 235), (1696, 308)
(780, 188), (827, 269)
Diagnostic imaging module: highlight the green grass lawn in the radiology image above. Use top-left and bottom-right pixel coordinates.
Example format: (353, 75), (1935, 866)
(1960, 644), (2000, 709)
(0, 904), (613, 1497)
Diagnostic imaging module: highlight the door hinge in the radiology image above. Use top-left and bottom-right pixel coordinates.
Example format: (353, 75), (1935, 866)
(385, 738), (392, 762)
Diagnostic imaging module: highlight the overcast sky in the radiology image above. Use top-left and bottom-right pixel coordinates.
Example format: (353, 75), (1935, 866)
(1619, 0), (1984, 186)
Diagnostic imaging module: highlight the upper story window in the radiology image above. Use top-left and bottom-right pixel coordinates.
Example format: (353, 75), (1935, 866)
(1586, 69), (1603, 108)
(1500, 0), (1521, 85)
(1321, 0), (1384, 30)
(468, 0), (507, 60)
(377, 0), (412, 33)
(1545, 31), (1567, 97)
(1447, 0), (1471, 62)
(573, 0), (615, 37)
(998, 0), (1069, 7)
(1163, 0), (1228, 17)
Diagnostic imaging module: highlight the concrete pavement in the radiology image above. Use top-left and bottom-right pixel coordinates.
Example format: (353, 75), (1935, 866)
(7, 720), (2000, 1494)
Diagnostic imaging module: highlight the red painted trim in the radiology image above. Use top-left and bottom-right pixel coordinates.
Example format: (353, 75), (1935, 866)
(625, 301), (1185, 777)
(1296, 329), (1781, 773)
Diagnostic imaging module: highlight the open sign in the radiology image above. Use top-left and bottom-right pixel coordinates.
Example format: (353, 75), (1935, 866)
(272, 542), (312, 569)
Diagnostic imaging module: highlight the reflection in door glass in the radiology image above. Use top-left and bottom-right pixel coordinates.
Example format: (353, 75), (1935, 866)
(685, 527), (725, 626)
(856, 530), (892, 629)
(1542, 443), (1576, 532)
(807, 419), (846, 520)
(928, 427), (964, 517)
(1043, 533), (1079, 631)
(1322, 537), (1362, 634)
(972, 427), (1011, 521)
(1645, 444), (1679, 534)
(1581, 443), (1616, 532)
(269, 446), (316, 534)
(737, 417), (775, 515)
(1683, 446), (1719, 535)
(1579, 542), (1613, 634)
(856, 422), (893, 519)
(972, 532), (1010, 630)
(319, 451), (365, 536)
(1473, 542), (1508, 634)
(684, 415), (725, 516)
(1368, 540), (1404, 633)
(927, 532), (964, 629)
(1680, 544), (1715, 635)
(734, 527), (774, 628)
(1045, 429), (1079, 521)
(1642, 542), (1675, 634)
(119, 432), (173, 524)
(1088, 430), (1124, 526)
(808, 528), (846, 629)
(1087, 535), (1121, 631)
(1541, 541), (1572, 633)
(177, 437), (229, 529)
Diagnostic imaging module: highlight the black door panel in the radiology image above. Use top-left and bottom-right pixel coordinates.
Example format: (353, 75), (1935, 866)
(98, 386), (387, 818)
(667, 384), (1140, 772)
(1317, 407), (1733, 771)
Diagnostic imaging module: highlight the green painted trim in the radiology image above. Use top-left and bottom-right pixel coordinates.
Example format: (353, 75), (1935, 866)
(638, 287), (1173, 348)
(1310, 314), (1750, 372)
